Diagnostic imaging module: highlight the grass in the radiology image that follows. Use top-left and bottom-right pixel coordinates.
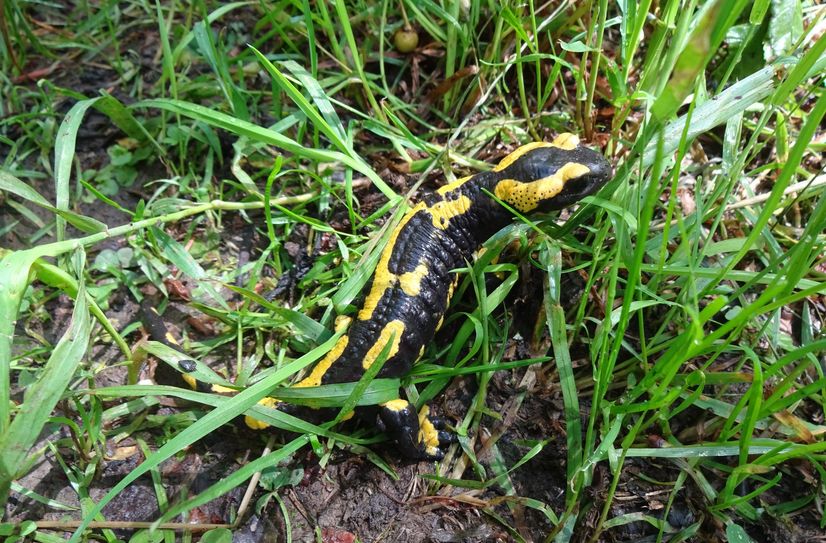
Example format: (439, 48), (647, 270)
(1, 0), (825, 541)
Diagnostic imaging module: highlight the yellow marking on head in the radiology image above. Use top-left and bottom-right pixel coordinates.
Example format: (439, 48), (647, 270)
(398, 263), (429, 296)
(417, 405), (441, 454)
(436, 175), (473, 195)
(382, 398), (410, 412)
(493, 142), (555, 172)
(551, 132), (580, 150)
(244, 397), (281, 430)
(295, 335), (350, 388)
(182, 374), (198, 390)
(164, 332), (179, 345)
(428, 194), (472, 229)
(362, 319), (405, 370)
(494, 162), (591, 212)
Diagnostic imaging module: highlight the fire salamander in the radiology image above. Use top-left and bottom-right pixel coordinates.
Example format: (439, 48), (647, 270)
(143, 133), (611, 460)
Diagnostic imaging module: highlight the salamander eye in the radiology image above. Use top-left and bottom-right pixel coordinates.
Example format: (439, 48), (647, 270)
(537, 169), (609, 212)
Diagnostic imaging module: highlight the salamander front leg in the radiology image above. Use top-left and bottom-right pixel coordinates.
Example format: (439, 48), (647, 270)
(377, 399), (456, 460)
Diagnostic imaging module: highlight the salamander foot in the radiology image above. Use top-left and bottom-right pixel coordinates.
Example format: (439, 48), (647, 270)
(378, 399), (456, 460)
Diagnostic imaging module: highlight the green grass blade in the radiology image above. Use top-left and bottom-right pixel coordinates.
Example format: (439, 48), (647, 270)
(281, 59), (348, 145)
(541, 243), (581, 507)
(67, 332), (343, 542)
(135, 98), (398, 201)
(0, 250), (90, 505)
(54, 98), (101, 242)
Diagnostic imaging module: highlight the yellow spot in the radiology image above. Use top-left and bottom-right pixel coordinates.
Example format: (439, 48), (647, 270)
(434, 315), (445, 332)
(362, 320), (405, 370)
(551, 132), (580, 150)
(296, 335), (350, 388)
(244, 416), (270, 430)
(436, 175), (473, 195)
(244, 397), (281, 430)
(493, 142), (555, 172)
(445, 276), (458, 307)
(418, 345), (426, 359)
(382, 398), (410, 412)
(182, 374), (198, 390)
(428, 195), (472, 229)
(398, 263), (429, 296)
(494, 163), (591, 212)
(340, 410), (355, 422)
(417, 405), (441, 455)
(164, 332), (179, 345)
(210, 384), (236, 394)
(334, 315), (351, 333)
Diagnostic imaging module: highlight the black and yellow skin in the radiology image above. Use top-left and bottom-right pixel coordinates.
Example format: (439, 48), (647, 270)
(143, 133), (611, 460)
(286, 133), (611, 459)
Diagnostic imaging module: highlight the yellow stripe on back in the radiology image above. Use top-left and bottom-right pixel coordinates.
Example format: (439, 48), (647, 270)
(358, 192), (473, 322)
(428, 194), (472, 229)
(296, 334), (350, 387)
(362, 320), (405, 370)
(358, 203), (427, 321)
(436, 175), (474, 195)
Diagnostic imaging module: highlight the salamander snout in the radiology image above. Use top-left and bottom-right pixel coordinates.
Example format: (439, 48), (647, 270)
(539, 147), (612, 211)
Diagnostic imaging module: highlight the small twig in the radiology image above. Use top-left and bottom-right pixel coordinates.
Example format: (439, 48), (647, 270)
(234, 435), (276, 527)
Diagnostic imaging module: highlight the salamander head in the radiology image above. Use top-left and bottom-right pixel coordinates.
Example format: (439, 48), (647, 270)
(491, 134), (612, 213)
